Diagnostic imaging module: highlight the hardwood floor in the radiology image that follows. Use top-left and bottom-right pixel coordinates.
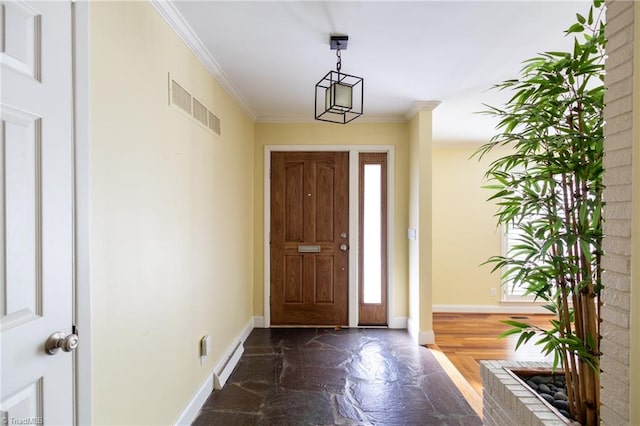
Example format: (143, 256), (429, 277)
(429, 312), (555, 418)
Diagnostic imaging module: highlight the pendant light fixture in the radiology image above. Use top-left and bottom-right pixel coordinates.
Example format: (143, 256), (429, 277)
(315, 35), (364, 124)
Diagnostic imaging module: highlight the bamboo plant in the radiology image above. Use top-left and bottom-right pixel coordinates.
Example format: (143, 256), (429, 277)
(474, 1), (606, 424)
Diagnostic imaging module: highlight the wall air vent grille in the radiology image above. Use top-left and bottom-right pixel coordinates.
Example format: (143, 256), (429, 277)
(192, 98), (208, 127)
(168, 73), (221, 138)
(208, 111), (221, 136)
(170, 79), (191, 115)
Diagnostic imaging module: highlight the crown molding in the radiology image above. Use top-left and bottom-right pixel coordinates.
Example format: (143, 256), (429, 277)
(149, 0), (257, 121)
(255, 114), (408, 124)
(404, 100), (441, 120)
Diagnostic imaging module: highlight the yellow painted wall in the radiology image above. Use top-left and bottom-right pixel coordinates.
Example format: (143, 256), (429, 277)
(90, 2), (254, 424)
(432, 144), (504, 306)
(253, 122), (409, 321)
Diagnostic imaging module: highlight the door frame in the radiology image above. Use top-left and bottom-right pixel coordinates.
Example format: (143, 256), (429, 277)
(263, 145), (395, 328)
(72, 2), (92, 424)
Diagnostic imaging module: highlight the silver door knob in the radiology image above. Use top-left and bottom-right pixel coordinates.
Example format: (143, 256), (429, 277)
(46, 331), (79, 355)
(339, 244), (349, 251)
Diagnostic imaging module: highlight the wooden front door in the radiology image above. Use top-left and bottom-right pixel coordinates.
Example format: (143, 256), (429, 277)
(270, 151), (349, 325)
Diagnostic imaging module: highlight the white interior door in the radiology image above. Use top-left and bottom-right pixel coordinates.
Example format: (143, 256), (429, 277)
(0, 1), (75, 425)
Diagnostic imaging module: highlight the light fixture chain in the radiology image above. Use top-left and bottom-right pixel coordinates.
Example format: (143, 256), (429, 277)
(336, 47), (342, 73)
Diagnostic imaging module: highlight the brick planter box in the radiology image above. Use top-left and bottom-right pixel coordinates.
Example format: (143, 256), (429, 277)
(480, 360), (579, 426)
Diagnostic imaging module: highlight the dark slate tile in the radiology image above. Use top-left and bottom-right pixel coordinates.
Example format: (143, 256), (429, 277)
(192, 410), (261, 426)
(456, 414), (484, 426)
(280, 364), (347, 393)
(364, 410), (445, 426)
(315, 330), (370, 352)
(419, 371), (477, 417)
(261, 389), (334, 425)
(243, 328), (286, 348)
(191, 328), (482, 426)
(238, 381), (271, 397)
(283, 346), (351, 368)
(244, 346), (278, 356)
(334, 393), (368, 424)
(200, 383), (263, 413)
(276, 328), (322, 348)
(347, 341), (402, 382)
(351, 381), (430, 414)
(228, 354), (280, 384)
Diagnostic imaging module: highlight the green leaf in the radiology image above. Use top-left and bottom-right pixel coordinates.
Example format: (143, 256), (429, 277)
(567, 23), (585, 34)
(499, 328), (524, 339)
(576, 13), (586, 24)
(502, 320), (531, 329)
(580, 239), (593, 263)
(515, 331), (535, 350)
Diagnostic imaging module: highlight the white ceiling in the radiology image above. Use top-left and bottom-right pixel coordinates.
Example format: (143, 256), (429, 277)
(170, 0), (590, 142)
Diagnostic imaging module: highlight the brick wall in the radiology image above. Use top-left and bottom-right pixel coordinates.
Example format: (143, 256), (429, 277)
(481, 361), (574, 426)
(601, 1), (635, 425)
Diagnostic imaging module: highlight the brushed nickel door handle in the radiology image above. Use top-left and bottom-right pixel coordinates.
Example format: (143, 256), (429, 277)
(45, 331), (79, 355)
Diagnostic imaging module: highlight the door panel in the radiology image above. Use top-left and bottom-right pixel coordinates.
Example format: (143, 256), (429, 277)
(315, 164), (334, 241)
(271, 152), (348, 325)
(1, 1), (75, 424)
(315, 256), (334, 303)
(284, 162), (304, 241)
(284, 255), (303, 303)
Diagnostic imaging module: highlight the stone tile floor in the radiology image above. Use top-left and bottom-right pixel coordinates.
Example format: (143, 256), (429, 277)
(193, 328), (481, 425)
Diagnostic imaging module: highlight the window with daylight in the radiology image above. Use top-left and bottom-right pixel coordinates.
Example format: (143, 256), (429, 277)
(502, 223), (537, 302)
(362, 163), (382, 303)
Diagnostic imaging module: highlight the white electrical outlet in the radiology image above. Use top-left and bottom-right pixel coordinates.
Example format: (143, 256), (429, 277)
(200, 335), (210, 362)
(490, 288), (497, 297)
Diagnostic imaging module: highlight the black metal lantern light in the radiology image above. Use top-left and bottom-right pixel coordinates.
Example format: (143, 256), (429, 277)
(315, 35), (363, 124)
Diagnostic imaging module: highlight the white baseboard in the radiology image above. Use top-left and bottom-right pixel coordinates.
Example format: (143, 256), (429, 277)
(388, 316), (407, 329)
(407, 317), (434, 345)
(174, 372), (214, 425)
(214, 341), (244, 390)
(174, 316), (255, 426)
(418, 330), (435, 345)
(253, 316), (265, 328)
(432, 304), (549, 314)
(407, 317), (418, 343)
(239, 317), (255, 342)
